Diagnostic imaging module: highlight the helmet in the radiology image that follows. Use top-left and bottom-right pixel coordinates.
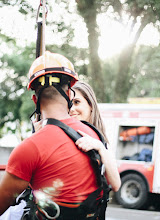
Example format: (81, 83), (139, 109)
(28, 51), (78, 90)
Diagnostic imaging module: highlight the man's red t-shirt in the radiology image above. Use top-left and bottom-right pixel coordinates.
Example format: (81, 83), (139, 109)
(6, 118), (99, 204)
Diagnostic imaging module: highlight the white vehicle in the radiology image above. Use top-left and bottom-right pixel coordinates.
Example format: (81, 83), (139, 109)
(99, 103), (160, 209)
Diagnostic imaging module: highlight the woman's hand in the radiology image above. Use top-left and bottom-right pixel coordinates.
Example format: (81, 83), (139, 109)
(75, 130), (105, 153)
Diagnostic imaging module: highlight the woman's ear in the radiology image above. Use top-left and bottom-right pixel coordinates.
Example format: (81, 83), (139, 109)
(32, 94), (37, 105)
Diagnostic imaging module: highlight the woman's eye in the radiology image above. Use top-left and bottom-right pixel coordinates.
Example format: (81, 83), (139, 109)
(74, 100), (80, 105)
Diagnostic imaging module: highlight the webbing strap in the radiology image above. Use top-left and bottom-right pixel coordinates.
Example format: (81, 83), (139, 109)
(47, 118), (82, 141)
(81, 120), (106, 147)
(36, 22), (42, 58)
(53, 85), (73, 110)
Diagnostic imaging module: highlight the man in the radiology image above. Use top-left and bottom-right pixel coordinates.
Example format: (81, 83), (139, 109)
(0, 51), (104, 219)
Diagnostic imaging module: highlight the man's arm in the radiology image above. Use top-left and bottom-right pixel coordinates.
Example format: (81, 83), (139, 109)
(0, 171), (29, 215)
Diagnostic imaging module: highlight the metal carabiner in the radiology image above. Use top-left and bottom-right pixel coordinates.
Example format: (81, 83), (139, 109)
(38, 200), (60, 219)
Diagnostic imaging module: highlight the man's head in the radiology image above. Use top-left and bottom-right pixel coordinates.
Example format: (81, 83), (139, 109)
(28, 51), (78, 117)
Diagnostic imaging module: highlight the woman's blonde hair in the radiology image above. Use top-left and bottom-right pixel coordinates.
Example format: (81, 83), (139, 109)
(72, 81), (108, 143)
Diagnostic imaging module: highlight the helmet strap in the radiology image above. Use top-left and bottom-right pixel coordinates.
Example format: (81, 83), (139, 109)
(69, 87), (75, 112)
(53, 84), (73, 110)
(29, 86), (47, 122)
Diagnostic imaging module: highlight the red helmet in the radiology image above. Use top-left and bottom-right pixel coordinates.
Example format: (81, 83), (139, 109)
(28, 51), (78, 90)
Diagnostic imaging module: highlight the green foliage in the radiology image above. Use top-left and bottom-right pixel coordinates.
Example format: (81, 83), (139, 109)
(102, 57), (119, 103)
(0, 42), (35, 136)
(129, 45), (160, 98)
(20, 90), (35, 121)
(0, 0), (89, 138)
(47, 44), (89, 76)
(0, 0), (33, 14)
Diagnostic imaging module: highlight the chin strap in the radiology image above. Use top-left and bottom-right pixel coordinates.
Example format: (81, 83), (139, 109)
(29, 86), (48, 122)
(53, 84), (74, 110)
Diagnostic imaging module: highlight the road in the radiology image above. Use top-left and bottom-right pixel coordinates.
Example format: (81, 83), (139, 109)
(106, 204), (160, 220)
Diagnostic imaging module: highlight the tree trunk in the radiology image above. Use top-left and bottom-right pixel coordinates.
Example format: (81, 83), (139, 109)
(113, 45), (134, 103)
(76, 0), (105, 102)
(113, 17), (148, 103)
(85, 11), (105, 102)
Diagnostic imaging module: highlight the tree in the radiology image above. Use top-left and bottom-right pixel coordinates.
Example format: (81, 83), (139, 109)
(76, 0), (105, 102)
(0, 1), (88, 138)
(1, 0), (160, 139)
(129, 45), (160, 98)
(75, 0), (160, 102)
(0, 42), (35, 138)
(105, 0), (160, 102)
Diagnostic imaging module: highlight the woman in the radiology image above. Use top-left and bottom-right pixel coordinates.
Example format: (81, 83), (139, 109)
(70, 81), (121, 192)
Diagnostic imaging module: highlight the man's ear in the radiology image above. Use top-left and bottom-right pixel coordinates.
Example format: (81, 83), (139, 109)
(32, 94), (37, 105)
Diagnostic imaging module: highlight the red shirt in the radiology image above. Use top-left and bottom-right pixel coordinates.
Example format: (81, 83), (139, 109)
(6, 118), (99, 203)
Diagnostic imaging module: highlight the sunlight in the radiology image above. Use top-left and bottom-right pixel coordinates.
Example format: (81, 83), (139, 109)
(0, 2), (160, 61)
(98, 20), (126, 59)
(98, 15), (160, 60)
(138, 24), (160, 47)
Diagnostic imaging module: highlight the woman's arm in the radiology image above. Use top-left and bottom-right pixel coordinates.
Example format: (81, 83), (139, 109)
(76, 130), (121, 192)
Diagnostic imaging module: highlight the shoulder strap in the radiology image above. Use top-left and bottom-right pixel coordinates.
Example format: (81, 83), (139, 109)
(81, 120), (106, 146)
(47, 118), (106, 146)
(47, 118), (82, 142)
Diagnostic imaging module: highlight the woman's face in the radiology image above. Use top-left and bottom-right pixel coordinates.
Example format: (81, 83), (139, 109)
(70, 89), (92, 122)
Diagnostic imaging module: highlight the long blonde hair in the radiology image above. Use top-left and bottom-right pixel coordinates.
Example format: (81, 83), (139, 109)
(72, 81), (108, 143)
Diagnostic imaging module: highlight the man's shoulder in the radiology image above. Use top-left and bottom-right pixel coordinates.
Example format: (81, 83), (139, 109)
(61, 118), (99, 139)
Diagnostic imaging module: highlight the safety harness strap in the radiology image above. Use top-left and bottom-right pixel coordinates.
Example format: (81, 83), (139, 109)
(81, 120), (107, 149)
(47, 118), (81, 141)
(36, 22), (42, 58)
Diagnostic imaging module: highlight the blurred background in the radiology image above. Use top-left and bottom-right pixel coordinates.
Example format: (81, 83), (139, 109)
(1, 0), (160, 143)
(1, 1), (160, 213)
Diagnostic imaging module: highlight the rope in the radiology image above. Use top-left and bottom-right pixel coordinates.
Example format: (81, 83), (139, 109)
(36, 22), (42, 58)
